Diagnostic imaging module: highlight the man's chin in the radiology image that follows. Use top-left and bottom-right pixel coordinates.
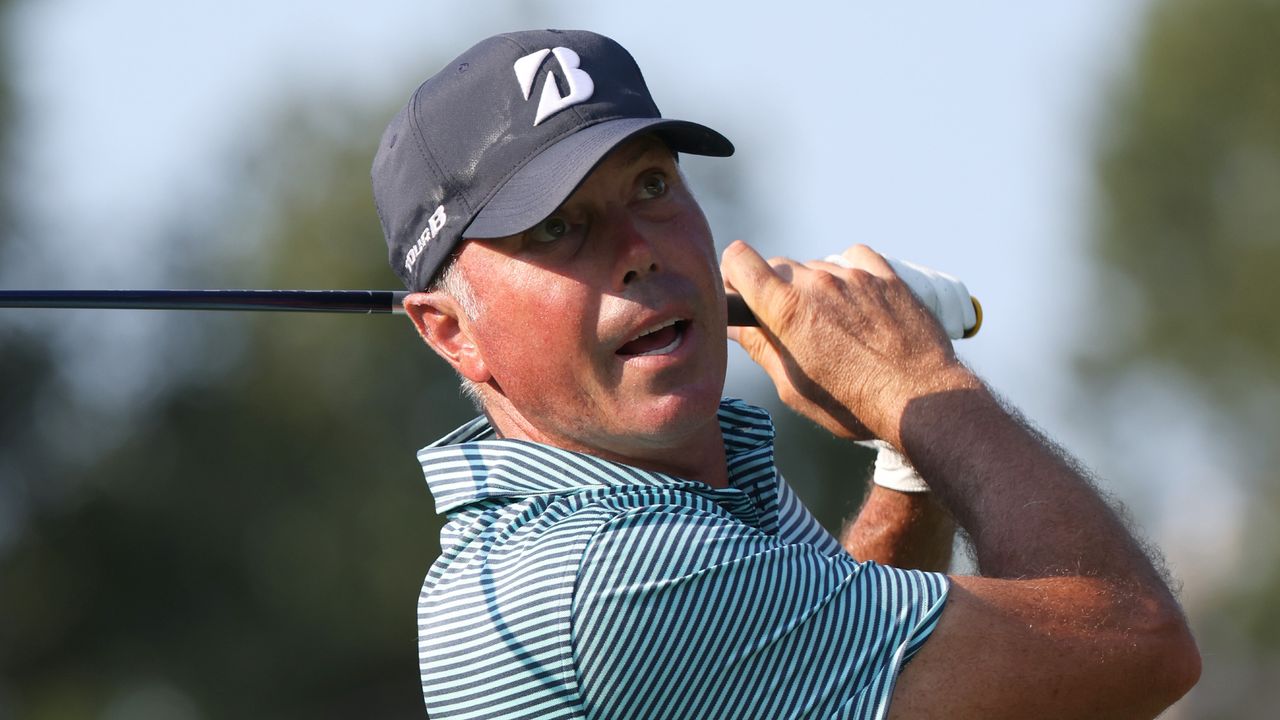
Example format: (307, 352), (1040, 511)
(627, 387), (724, 443)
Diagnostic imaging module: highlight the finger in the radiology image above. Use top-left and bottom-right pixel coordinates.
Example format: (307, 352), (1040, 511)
(802, 259), (877, 287)
(837, 244), (896, 280)
(721, 241), (800, 328)
(821, 254), (853, 270)
(720, 241), (778, 292)
(802, 254), (907, 298)
(804, 258), (856, 275)
(768, 258), (797, 283)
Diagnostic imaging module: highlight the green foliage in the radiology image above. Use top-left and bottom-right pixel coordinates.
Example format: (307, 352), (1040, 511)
(1092, 0), (1280, 715)
(1095, 0), (1280, 395)
(0, 97), (475, 716)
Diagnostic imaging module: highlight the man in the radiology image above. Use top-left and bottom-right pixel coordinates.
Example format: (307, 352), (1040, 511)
(372, 29), (1199, 719)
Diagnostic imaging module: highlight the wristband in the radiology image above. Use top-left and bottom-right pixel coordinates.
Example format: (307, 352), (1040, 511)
(859, 440), (931, 493)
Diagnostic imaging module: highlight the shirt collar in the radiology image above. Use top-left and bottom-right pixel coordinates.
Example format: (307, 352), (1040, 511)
(418, 398), (776, 515)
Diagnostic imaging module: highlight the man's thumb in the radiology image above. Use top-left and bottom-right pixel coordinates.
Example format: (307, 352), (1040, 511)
(720, 241), (789, 328)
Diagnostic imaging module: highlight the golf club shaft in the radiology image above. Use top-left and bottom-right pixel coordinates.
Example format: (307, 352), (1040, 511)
(0, 289), (980, 335)
(0, 289), (409, 314)
(0, 289), (749, 320)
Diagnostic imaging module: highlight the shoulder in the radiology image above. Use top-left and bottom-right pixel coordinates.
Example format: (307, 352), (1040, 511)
(568, 504), (951, 720)
(576, 500), (945, 598)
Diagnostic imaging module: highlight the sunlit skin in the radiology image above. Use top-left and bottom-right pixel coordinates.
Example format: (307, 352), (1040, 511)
(405, 135), (731, 488)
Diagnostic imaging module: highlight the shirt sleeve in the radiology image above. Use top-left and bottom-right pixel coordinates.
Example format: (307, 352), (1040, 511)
(570, 506), (948, 720)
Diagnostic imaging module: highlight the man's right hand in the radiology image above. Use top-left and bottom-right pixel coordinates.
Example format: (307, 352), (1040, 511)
(719, 240), (978, 446)
(722, 239), (1200, 718)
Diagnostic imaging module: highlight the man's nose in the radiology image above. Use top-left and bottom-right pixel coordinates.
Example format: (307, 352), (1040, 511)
(609, 207), (659, 288)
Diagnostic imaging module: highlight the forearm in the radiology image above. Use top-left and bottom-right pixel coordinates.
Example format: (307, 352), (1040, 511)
(841, 485), (954, 571)
(895, 375), (1170, 593)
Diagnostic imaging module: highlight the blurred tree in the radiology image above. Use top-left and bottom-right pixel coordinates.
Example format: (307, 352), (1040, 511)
(0, 0), (80, 713)
(0, 0), (9, 231)
(0, 90), (476, 715)
(1089, 0), (1280, 715)
(0, 0), (60, 517)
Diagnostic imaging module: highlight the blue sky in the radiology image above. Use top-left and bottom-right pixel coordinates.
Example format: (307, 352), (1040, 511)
(11, 1), (1144, 409)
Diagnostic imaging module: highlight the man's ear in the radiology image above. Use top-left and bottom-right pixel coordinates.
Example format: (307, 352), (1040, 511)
(402, 291), (491, 383)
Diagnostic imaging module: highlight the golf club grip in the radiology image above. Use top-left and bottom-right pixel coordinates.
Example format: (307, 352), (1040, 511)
(724, 291), (983, 338)
(724, 292), (756, 327)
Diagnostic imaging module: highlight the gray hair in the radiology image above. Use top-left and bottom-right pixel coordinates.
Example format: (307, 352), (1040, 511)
(431, 259), (486, 410)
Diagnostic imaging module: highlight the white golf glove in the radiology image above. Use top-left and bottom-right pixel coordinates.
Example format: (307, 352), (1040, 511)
(859, 440), (930, 493)
(823, 254), (978, 340)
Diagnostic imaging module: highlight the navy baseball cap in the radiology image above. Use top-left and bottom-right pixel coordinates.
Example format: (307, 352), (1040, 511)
(371, 29), (734, 292)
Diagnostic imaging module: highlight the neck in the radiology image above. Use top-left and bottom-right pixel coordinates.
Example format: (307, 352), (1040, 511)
(481, 400), (731, 490)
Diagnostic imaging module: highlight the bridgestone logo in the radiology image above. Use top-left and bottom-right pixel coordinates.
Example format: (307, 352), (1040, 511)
(405, 204), (447, 271)
(512, 47), (594, 126)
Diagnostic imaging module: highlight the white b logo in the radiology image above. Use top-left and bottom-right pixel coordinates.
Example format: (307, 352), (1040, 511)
(512, 47), (595, 126)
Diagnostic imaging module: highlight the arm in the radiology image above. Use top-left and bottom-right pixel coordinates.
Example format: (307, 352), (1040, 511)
(891, 386), (1195, 718)
(721, 241), (1199, 718)
(841, 484), (954, 572)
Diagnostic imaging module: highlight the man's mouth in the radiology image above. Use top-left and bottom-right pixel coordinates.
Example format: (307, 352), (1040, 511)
(616, 319), (689, 357)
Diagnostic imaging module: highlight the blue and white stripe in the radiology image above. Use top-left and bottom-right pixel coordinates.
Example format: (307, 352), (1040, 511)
(415, 399), (948, 719)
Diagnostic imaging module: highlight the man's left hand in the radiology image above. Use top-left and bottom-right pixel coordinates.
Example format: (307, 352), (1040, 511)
(720, 240), (974, 446)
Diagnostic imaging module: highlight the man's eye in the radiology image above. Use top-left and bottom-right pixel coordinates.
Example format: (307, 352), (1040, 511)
(640, 173), (667, 199)
(528, 216), (569, 243)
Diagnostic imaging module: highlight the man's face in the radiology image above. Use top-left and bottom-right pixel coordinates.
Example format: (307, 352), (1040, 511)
(455, 135), (728, 468)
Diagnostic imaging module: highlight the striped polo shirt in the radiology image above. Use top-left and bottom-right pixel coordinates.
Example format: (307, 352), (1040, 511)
(416, 398), (949, 719)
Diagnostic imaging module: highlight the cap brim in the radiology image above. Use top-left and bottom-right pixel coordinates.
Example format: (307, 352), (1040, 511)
(463, 117), (733, 239)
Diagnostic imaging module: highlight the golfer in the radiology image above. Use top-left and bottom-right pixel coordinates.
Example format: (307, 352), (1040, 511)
(371, 29), (1199, 719)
